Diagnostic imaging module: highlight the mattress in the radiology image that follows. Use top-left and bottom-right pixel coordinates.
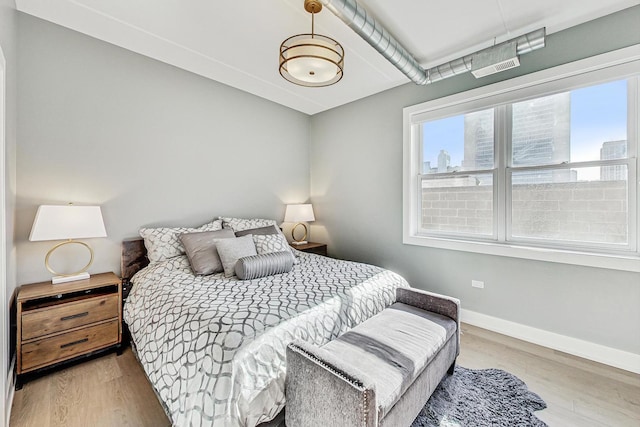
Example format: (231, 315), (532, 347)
(123, 251), (409, 427)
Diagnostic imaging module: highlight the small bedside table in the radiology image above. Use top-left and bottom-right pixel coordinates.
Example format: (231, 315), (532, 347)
(290, 242), (327, 256)
(16, 272), (122, 388)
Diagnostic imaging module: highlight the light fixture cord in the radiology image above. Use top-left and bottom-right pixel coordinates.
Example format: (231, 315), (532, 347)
(311, 11), (315, 38)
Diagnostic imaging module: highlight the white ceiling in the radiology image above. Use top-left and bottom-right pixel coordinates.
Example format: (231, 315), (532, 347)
(16, 0), (640, 115)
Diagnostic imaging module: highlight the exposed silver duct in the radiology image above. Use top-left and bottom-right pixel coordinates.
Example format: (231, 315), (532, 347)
(319, 0), (546, 85)
(318, 0), (428, 84)
(427, 28), (546, 83)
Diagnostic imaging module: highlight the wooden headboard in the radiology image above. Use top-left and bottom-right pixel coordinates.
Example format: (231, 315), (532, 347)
(121, 238), (149, 281)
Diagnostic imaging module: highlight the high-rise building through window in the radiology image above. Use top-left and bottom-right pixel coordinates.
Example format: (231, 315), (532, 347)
(600, 140), (627, 180)
(463, 110), (493, 169)
(463, 92), (572, 183)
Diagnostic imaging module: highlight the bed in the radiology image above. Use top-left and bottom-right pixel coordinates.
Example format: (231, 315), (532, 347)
(122, 219), (409, 427)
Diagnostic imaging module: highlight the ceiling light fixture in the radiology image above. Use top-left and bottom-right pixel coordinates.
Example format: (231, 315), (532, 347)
(279, 0), (344, 87)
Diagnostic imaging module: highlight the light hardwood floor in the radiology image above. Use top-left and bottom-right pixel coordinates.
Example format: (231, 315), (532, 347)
(10, 324), (640, 426)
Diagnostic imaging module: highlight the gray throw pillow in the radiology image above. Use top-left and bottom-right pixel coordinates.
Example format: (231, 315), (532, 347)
(215, 234), (258, 277)
(235, 251), (295, 280)
(234, 225), (280, 237)
(179, 229), (235, 275)
(220, 217), (277, 232)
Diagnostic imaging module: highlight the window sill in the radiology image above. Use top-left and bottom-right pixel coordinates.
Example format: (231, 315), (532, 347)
(403, 234), (640, 272)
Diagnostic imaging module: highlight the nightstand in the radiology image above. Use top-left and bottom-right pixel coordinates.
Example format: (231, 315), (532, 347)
(291, 242), (327, 256)
(16, 272), (122, 388)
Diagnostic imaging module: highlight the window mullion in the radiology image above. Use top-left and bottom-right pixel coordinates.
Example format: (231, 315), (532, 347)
(510, 158), (630, 172)
(496, 104), (509, 242)
(628, 76), (638, 251)
(416, 123), (422, 235)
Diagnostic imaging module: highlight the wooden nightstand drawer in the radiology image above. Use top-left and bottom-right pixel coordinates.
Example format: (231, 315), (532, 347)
(21, 319), (119, 372)
(16, 272), (123, 387)
(22, 294), (119, 341)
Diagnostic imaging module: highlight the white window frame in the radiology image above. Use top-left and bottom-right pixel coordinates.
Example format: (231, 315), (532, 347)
(403, 45), (640, 272)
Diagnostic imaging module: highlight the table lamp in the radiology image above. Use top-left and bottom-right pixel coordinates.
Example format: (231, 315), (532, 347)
(284, 204), (315, 245)
(29, 204), (107, 284)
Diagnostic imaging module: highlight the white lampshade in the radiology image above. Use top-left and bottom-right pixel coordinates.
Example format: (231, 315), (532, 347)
(30, 205), (107, 242)
(284, 204), (315, 223)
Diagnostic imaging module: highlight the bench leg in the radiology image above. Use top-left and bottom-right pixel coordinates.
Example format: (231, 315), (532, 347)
(447, 360), (456, 375)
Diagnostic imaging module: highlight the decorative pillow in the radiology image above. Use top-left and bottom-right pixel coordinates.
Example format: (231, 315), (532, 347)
(139, 219), (223, 263)
(179, 229), (235, 275)
(253, 233), (300, 265)
(214, 234), (257, 277)
(253, 234), (290, 255)
(220, 217), (277, 233)
(235, 251), (295, 280)
(234, 225), (280, 237)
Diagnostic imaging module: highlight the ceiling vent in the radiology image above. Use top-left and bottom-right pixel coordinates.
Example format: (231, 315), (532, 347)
(471, 41), (520, 78)
(320, 0), (544, 85)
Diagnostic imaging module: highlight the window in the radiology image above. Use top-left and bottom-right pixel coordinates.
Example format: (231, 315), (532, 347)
(403, 46), (640, 271)
(420, 109), (495, 238)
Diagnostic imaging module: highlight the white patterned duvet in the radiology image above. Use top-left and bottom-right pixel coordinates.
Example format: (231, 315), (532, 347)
(123, 251), (409, 427)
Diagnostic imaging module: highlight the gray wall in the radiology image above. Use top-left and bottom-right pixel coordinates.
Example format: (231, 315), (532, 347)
(17, 14), (311, 284)
(310, 6), (640, 355)
(1, 0), (17, 420)
(1, 1), (17, 295)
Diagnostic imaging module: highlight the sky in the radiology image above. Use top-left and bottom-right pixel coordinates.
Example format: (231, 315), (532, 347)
(422, 79), (628, 181)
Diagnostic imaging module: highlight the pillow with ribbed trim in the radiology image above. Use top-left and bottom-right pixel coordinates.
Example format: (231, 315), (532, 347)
(235, 251), (295, 280)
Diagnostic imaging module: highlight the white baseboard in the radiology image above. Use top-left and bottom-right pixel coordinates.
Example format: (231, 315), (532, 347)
(5, 356), (14, 427)
(461, 309), (640, 375)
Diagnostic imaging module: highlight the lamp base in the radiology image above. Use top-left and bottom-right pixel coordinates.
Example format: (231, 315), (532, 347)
(52, 271), (90, 285)
(291, 223), (309, 245)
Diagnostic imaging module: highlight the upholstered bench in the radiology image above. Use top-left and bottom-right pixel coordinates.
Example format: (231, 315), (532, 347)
(286, 287), (460, 427)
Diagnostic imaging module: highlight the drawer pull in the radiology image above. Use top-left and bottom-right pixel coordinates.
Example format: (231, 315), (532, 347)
(60, 312), (89, 321)
(60, 338), (89, 349)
